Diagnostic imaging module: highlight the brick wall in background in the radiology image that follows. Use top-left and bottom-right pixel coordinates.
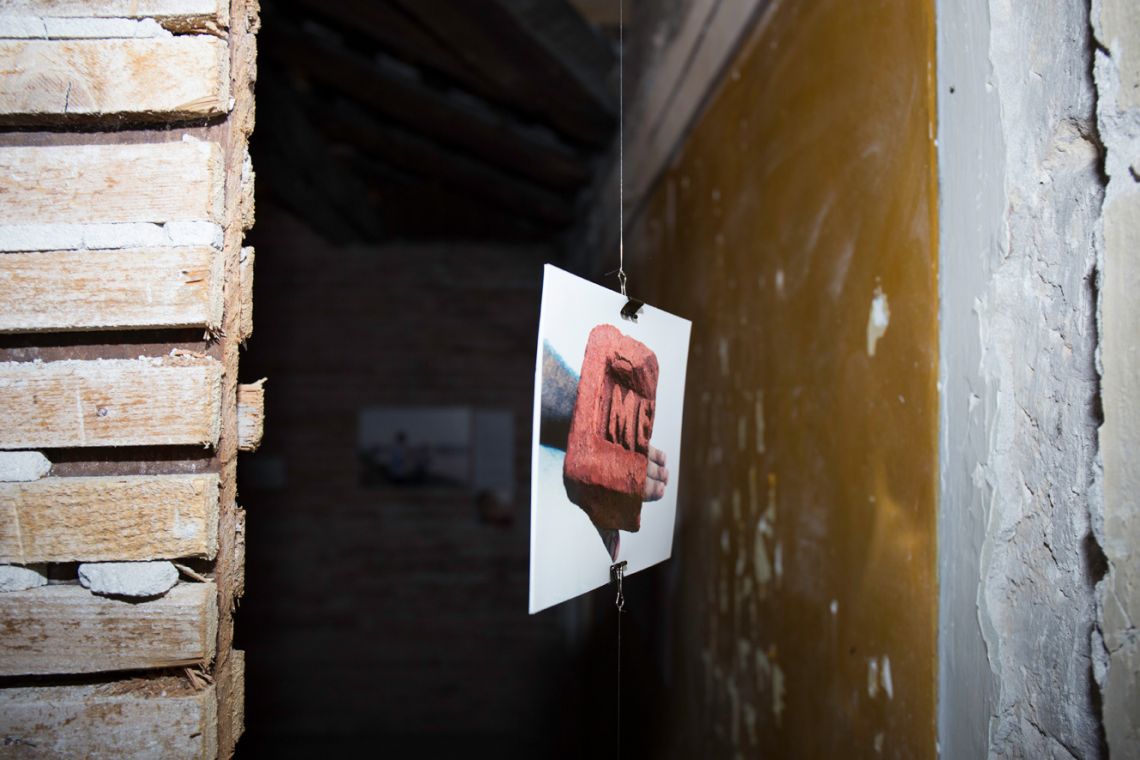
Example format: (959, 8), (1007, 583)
(236, 202), (569, 756)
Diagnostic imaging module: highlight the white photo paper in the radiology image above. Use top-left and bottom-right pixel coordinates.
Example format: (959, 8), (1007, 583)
(529, 265), (692, 613)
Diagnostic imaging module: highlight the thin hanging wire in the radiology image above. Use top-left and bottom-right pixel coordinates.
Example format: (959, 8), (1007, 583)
(615, 561), (625, 760)
(615, 6), (627, 757)
(617, 0), (626, 297)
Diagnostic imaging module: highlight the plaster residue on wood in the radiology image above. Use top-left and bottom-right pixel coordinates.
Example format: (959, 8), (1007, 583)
(0, 220), (223, 252)
(79, 560), (179, 598)
(0, 451), (50, 481)
(0, 564), (48, 592)
(865, 286), (890, 356)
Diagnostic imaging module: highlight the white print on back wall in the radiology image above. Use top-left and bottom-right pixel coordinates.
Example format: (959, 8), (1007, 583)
(529, 265), (692, 613)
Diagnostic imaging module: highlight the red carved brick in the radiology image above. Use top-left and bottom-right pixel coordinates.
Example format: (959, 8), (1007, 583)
(563, 324), (659, 531)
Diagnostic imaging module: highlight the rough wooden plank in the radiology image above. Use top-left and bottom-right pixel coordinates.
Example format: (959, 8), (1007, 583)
(0, 582), (217, 676)
(0, 356), (222, 449)
(237, 380), (264, 452)
(0, 38), (229, 124)
(0, 247), (223, 333)
(229, 648), (245, 742)
(239, 245), (254, 340)
(0, 473), (219, 563)
(213, 1), (256, 752)
(0, 142), (224, 226)
(0, 680), (217, 759)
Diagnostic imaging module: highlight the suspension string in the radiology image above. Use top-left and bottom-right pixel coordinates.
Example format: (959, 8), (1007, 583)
(617, 0), (626, 297)
(614, 560), (626, 760)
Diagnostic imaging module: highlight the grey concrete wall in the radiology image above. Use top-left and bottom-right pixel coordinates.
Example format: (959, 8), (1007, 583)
(1092, 1), (1140, 757)
(935, 0), (1002, 755)
(938, 0), (1109, 757)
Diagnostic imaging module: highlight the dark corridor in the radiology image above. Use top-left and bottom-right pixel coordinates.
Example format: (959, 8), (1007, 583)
(232, 2), (670, 757)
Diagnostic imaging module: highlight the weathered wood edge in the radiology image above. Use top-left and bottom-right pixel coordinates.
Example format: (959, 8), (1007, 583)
(214, 0), (256, 754)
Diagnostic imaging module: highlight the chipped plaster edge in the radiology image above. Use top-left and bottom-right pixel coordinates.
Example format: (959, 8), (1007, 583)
(1091, 1), (1140, 756)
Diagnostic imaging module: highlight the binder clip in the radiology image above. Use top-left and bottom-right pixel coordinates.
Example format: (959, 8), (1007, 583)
(611, 560), (627, 611)
(620, 298), (644, 322)
(610, 560), (627, 584)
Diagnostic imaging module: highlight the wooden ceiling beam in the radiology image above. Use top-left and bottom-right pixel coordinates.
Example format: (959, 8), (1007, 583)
(262, 20), (593, 191)
(568, 0), (624, 26)
(387, 0), (617, 147)
(349, 156), (545, 241)
(255, 74), (385, 243)
(316, 98), (575, 228)
(291, 0), (510, 106)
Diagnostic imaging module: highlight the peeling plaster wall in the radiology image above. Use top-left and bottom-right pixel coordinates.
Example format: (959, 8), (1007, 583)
(938, 0), (1109, 757)
(1092, 0), (1140, 756)
(630, 2), (940, 755)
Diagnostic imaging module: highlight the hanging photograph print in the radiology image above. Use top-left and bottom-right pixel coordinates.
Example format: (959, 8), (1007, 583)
(529, 265), (692, 613)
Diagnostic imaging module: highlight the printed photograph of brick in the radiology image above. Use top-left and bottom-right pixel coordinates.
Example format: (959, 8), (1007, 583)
(529, 265), (691, 614)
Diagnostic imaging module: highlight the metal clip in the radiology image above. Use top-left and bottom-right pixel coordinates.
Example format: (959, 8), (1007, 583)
(620, 298), (644, 322)
(611, 561), (627, 611)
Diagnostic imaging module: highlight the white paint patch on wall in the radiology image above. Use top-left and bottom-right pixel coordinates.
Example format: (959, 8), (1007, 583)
(865, 286), (890, 356)
(755, 391), (766, 454)
(772, 663), (786, 724)
(753, 522), (772, 585)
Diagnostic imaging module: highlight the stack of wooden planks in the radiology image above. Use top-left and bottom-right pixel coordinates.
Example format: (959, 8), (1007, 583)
(0, 1), (258, 757)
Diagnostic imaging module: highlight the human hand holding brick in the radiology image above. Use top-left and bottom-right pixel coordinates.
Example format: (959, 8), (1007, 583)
(563, 325), (666, 536)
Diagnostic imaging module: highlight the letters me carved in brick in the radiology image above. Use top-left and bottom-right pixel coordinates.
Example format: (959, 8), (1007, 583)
(564, 324), (659, 532)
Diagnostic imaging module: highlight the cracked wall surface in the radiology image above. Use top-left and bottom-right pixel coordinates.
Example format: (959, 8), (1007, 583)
(631, 2), (940, 755)
(940, 0), (1111, 757)
(1092, 0), (1140, 757)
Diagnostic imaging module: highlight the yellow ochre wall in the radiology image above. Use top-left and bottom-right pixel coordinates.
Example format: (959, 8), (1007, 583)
(630, 1), (938, 755)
